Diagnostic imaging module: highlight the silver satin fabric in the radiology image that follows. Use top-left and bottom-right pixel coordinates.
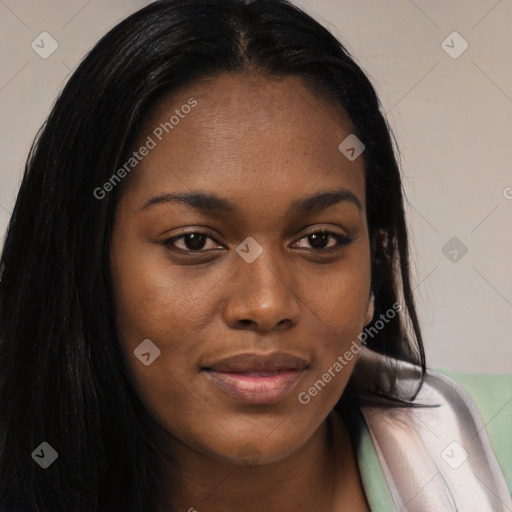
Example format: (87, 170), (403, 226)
(360, 361), (512, 511)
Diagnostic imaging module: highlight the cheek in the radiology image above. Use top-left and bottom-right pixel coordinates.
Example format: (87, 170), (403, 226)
(110, 234), (216, 345)
(301, 254), (371, 338)
(109, 238), (195, 403)
(110, 261), (208, 440)
(297, 255), (371, 392)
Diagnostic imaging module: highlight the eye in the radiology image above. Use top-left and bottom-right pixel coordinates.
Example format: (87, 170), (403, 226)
(163, 232), (223, 252)
(292, 229), (353, 251)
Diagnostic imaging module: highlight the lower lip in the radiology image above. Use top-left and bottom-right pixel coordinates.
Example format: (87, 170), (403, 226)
(202, 369), (306, 405)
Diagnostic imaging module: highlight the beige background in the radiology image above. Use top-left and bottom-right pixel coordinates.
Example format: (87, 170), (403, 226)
(0, 0), (511, 372)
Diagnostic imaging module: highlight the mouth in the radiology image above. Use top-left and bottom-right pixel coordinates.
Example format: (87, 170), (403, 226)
(201, 352), (309, 405)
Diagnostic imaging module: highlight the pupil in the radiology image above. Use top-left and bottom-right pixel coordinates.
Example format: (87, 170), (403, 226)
(309, 233), (329, 249)
(185, 233), (207, 250)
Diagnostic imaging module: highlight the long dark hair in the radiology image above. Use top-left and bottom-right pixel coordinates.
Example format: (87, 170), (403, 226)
(0, 0), (425, 510)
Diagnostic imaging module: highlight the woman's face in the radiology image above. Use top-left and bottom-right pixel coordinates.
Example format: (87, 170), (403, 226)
(110, 73), (373, 465)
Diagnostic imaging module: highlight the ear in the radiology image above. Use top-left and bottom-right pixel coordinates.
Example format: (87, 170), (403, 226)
(365, 292), (375, 326)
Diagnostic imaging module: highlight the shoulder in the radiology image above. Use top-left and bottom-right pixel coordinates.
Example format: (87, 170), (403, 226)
(432, 368), (512, 496)
(358, 356), (512, 509)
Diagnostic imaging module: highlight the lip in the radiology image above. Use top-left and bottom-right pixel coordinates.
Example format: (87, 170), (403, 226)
(202, 352), (309, 405)
(204, 352), (309, 373)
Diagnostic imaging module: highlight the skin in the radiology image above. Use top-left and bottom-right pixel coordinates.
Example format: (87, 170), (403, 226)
(110, 73), (374, 512)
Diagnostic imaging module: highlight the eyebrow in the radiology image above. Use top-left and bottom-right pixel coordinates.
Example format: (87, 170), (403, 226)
(140, 188), (362, 214)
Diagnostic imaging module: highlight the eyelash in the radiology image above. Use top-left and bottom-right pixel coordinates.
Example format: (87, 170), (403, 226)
(163, 229), (353, 255)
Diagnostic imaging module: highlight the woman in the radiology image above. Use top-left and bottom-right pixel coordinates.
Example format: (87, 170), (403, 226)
(0, 0), (510, 511)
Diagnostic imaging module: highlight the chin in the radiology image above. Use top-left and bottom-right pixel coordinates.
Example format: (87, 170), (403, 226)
(205, 433), (307, 467)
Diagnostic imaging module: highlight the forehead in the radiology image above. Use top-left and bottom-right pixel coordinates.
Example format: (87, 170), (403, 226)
(125, 73), (365, 211)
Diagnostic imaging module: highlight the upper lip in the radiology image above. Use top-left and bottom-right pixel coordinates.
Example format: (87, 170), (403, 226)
(203, 352), (309, 373)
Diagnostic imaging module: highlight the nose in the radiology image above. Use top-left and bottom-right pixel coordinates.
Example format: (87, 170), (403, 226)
(222, 246), (301, 332)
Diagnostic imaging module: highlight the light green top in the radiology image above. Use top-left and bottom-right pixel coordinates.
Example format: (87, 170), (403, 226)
(352, 370), (512, 511)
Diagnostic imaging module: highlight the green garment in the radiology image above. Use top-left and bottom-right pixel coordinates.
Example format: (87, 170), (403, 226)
(350, 370), (512, 511)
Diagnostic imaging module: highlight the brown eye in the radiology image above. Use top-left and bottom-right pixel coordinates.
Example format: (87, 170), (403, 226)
(294, 230), (353, 251)
(164, 232), (221, 252)
(306, 232), (331, 249)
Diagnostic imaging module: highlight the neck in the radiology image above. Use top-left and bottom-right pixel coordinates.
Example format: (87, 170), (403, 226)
(155, 410), (365, 512)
